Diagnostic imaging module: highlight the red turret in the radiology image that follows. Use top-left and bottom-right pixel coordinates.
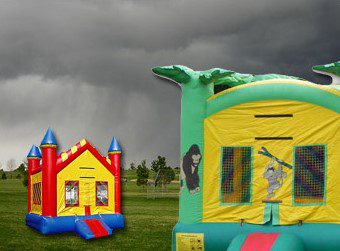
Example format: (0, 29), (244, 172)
(108, 137), (122, 214)
(27, 145), (41, 212)
(40, 128), (57, 217)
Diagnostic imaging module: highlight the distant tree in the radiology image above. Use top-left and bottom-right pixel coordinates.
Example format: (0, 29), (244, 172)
(136, 160), (149, 187)
(151, 156), (167, 173)
(6, 158), (16, 171)
(6, 159), (16, 178)
(161, 168), (175, 188)
(0, 164), (3, 180)
(18, 162), (28, 187)
(130, 162), (136, 170)
(17, 162), (26, 173)
(121, 177), (128, 191)
(16, 173), (21, 179)
(22, 176), (28, 187)
(1, 170), (7, 180)
(22, 175), (28, 187)
(151, 156), (176, 189)
(173, 167), (180, 175)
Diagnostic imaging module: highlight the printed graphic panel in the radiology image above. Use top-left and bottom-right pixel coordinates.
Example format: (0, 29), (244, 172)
(176, 233), (204, 251)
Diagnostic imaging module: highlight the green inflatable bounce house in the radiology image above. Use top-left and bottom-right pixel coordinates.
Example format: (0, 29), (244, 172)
(152, 61), (340, 251)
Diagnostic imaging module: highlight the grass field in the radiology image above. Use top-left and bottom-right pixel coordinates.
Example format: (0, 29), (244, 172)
(0, 176), (179, 251)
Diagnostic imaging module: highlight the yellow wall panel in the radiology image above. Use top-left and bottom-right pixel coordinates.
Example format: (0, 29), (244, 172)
(31, 172), (42, 215)
(203, 100), (339, 225)
(57, 150), (115, 216)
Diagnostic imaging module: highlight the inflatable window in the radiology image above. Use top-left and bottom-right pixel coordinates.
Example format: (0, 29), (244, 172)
(65, 181), (79, 207)
(293, 145), (326, 205)
(220, 146), (252, 204)
(96, 181), (108, 206)
(33, 182), (41, 205)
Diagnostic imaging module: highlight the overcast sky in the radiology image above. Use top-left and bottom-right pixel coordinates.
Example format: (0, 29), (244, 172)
(0, 0), (338, 170)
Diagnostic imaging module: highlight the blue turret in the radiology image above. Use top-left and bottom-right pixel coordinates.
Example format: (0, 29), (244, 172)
(27, 145), (42, 159)
(41, 128), (57, 146)
(108, 137), (121, 153)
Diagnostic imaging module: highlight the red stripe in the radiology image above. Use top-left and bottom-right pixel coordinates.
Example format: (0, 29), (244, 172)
(111, 153), (121, 213)
(84, 219), (108, 238)
(241, 233), (280, 251)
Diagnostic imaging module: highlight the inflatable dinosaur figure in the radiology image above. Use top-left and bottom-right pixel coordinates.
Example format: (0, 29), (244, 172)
(313, 61), (340, 85)
(152, 65), (300, 89)
(152, 65), (299, 223)
(152, 63), (340, 251)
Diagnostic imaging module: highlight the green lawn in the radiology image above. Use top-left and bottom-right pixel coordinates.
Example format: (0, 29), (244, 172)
(0, 179), (179, 251)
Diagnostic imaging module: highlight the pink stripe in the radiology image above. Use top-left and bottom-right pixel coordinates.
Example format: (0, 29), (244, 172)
(241, 233), (280, 251)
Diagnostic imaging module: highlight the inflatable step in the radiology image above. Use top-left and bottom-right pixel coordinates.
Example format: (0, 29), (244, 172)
(227, 232), (304, 251)
(75, 218), (112, 240)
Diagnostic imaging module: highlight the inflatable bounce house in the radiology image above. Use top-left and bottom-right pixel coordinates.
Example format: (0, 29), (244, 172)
(153, 61), (340, 251)
(26, 128), (124, 239)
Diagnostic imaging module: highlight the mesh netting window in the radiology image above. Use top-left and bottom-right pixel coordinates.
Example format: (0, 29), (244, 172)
(294, 145), (326, 205)
(33, 182), (41, 205)
(96, 181), (108, 206)
(65, 181), (79, 207)
(220, 146), (252, 204)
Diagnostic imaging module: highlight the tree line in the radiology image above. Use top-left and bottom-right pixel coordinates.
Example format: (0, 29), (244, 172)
(131, 156), (177, 189)
(0, 159), (28, 186)
(1, 155), (178, 190)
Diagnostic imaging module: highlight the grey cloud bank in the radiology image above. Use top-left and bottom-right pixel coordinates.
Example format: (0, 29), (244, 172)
(0, 0), (338, 169)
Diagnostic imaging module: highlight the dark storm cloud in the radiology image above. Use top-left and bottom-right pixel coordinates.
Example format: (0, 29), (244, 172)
(0, 0), (338, 168)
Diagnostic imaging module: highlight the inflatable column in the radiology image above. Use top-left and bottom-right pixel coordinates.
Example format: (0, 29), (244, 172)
(152, 66), (230, 223)
(108, 137), (122, 214)
(41, 128), (57, 217)
(27, 145), (41, 212)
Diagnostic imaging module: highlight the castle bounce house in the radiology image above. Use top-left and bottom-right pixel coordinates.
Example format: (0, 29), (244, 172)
(153, 61), (340, 250)
(26, 128), (124, 239)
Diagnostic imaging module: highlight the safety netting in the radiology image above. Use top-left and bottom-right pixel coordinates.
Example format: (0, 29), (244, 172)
(294, 145), (325, 205)
(221, 146), (252, 204)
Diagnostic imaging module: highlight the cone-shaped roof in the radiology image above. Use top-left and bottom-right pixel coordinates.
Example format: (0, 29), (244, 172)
(27, 145), (42, 158)
(108, 137), (121, 153)
(41, 127), (57, 146)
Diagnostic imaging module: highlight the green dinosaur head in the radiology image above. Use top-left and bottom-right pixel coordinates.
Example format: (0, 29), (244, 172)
(152, 65), (194, 85)
(152, 65), (236, 89)
(152, 65), (301, 89)
(313, 61), (340, 85)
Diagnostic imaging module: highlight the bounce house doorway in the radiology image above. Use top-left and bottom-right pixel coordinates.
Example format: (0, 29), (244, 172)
(263, 203), (280, 225)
